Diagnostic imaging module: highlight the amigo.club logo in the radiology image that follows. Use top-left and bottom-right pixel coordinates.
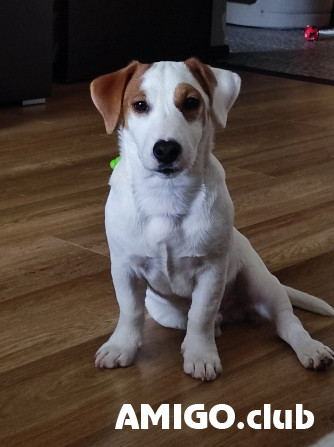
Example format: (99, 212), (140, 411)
(115, 404), (314, 430)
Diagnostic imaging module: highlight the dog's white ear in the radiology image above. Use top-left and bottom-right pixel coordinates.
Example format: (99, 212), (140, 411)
(90, 61), (138, 134)
(209, 66), (241, 128)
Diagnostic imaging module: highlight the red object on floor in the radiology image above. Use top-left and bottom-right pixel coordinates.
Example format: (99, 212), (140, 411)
(304, 25), (319, 41)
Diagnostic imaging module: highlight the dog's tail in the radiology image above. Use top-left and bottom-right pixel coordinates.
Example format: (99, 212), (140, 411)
(284, 285), (334, 316)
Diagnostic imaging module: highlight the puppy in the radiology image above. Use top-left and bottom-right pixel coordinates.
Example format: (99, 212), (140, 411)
(91, 58), (334, 381)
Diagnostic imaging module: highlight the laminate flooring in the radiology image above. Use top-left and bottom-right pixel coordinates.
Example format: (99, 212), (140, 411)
(1, 72), (334, 446)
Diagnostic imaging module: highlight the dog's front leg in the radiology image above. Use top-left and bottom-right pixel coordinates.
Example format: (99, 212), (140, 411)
(182, 260), (227, 381)
(95, 261), (146, 369)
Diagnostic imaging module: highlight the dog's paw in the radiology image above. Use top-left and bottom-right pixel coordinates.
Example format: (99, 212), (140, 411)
(181, 341), (222, 381)
(95, 339), (141, 369)
(298, 340), (334, 371)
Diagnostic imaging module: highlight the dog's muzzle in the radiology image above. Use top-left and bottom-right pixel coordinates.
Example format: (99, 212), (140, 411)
(153, 139), (182, 176)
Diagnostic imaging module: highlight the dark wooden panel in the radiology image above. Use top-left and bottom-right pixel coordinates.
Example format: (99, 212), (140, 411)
(0, 0), (53, 104)
(54, 0), (213, 81)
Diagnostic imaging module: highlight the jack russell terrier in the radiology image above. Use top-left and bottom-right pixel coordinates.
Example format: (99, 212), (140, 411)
(91, 58), (334, 381)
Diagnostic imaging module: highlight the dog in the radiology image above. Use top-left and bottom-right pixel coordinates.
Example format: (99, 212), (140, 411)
(91, 58), (334, 381)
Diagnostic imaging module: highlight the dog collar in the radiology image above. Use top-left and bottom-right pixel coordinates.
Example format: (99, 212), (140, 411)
(110, 156), (120, 169)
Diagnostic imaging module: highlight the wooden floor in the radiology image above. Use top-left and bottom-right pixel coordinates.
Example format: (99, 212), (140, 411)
(1, 71), (334, 447)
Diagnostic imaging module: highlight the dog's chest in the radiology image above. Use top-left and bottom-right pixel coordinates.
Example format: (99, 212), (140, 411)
(133, 249), (201, 297)
(132, 216), (206, 297)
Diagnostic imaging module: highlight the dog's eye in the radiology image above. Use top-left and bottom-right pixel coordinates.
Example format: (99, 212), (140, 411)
(133, 101), (149, 113)
(183, 97), (200, 110)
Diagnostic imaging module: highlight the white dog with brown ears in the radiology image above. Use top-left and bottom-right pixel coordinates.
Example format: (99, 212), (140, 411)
(91, 58), (334, 381)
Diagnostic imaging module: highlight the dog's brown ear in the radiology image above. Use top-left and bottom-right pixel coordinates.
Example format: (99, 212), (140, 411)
(90, 61), (139, 134)
(185, 58), (240, 128)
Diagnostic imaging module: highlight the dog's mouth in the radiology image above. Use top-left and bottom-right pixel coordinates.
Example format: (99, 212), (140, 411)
(156, 167), (180, 176)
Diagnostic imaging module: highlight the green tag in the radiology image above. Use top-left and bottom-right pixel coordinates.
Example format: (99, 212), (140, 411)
(110, 156), (120, 169)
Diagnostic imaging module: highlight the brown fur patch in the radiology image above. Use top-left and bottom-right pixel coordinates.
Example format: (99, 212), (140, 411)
(90, 61), (139, 134)
(90, 61), (152, 133)
(174, 83), (205, 123)
(122, 63), (152, 127)
(185, 58), (217, 104)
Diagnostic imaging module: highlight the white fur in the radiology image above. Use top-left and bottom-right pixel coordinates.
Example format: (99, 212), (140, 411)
(93, 61), (334, 381)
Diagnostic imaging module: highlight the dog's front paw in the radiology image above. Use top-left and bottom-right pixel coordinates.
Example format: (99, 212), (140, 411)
(181, 340), (222, 381)
(298, 340), (334, 371)
(95, 338), (142, 369)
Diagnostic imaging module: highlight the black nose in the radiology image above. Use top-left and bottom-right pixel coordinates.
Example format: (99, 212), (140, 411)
(153, 140), (182, 164)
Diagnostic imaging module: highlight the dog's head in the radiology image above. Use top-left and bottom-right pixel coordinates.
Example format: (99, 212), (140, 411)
(91, 58), (240, 177)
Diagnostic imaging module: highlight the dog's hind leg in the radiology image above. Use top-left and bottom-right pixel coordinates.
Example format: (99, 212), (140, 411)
(145, 290), (223, 338)
(235, 231), (334, 370)
(240, 261), (334, 370)
(145, 289), (189, 330)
